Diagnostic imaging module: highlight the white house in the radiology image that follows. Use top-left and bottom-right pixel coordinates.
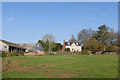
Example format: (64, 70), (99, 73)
(62, 40), (82, 52)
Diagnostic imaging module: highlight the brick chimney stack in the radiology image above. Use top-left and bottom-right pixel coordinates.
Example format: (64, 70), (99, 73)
(62, 40), (66, 52)
(63, 40), (65, 43)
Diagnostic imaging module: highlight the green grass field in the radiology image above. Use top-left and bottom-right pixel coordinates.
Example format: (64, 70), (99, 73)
(2, 54), (118, 78)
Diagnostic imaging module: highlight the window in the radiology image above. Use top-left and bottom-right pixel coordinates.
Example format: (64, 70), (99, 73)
(67, 43), (70, 45)
(76, 43), (78, 45)
(37, 45), (39, 47)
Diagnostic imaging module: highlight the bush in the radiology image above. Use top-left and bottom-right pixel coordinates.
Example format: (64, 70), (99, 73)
(12, 50), (18, 56)
(84, 40), (104, 52)
(106, 43), (119, 52)
(81, 50), (90, 55)
(18, 50), (24, 56)
(112, 45), (119, 52)
(2, 50), (25, 57)
(2, 51), (7, 57)
(64, 48), (70, 52)
(7, 51), (12, 56)
(2, 51), (12, 57)
(51, 43), (62, 52)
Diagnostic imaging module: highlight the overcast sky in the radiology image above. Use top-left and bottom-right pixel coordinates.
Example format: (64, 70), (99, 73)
(2, 2), (118, 44)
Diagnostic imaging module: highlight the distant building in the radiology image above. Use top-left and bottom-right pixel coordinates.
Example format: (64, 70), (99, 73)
(62, 40), (82, 52)
(0, 40), (26, 52)
(16, 42), (44, 52)
(0, 40), (44, 52)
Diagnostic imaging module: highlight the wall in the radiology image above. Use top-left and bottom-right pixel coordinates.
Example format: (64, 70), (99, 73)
(0, 41), (9, 51)
(65, 43), (82, 52)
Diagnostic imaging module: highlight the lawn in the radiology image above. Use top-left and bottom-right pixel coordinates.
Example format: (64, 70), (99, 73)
(2, 54), (118, 78)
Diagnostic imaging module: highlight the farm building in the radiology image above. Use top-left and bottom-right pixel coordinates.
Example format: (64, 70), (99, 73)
(16, 41), (44, 52)
(62, 40), (82, 52)
(0, 40), (44, 53)
(0, 40), (26, 52)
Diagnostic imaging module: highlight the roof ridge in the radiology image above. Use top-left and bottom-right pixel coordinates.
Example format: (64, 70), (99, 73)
(1, 40), (26, 49)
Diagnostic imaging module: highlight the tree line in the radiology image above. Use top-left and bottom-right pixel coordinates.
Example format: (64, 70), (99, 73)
(39, 25), (119, 54)
(69, 25), (119, 53)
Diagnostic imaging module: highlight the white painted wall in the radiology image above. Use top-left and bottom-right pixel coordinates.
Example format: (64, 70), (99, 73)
(65, 43), (82, 52)
(65, 46), (71, 49)
(0, 41), (9, 51)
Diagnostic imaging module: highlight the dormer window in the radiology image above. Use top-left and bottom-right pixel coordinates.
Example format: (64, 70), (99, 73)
(76, 43), (78, 45)
(67, 43), (70, 46)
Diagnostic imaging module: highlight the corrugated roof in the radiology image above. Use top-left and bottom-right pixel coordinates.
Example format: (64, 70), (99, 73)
(17, 42), (44, 51)
(17, 43), (36, 49)
(0, 40), (26, 49)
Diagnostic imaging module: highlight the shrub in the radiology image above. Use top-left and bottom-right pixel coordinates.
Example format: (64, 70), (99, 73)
(64, 48), (70, 52)
(106, 43), (119, 52)
(18, 50), (24, 56)
(7, 51), (12, 56)
(2, 51), (7, 57)
(12, 50), (18, 56)
(79, 51), (82, 54)
(84, 40), (104, 52)
(51, 43), (62, 52)
(81, 50), (90, 55)
(112, 45), (119, 52)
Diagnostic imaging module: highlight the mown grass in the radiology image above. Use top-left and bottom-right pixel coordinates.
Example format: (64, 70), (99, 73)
(2, 54), (118, 78)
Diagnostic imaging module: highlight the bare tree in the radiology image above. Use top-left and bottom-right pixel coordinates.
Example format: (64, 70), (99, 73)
(108, 29), (118, 43)
(77, 29), (96, 43)
(69, 35), (77, 42)
(42, 33), (55, 55)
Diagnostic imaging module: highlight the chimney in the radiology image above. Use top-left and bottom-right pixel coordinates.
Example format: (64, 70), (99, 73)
(63, 40), (65, 43)
(78, 40), (80, 43)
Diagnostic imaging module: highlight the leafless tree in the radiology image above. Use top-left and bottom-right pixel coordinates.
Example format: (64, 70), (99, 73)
(77, 29), (96, 43)
(69, 35), (77, 42)
(42, 33), (55, 55)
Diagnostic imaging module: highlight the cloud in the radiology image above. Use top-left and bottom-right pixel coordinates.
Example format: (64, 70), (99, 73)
(6, 14), (14, 23)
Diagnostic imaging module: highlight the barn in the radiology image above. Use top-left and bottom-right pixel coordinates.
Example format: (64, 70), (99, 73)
(16, 42), (44, 52)
(0, 40), (26, 52)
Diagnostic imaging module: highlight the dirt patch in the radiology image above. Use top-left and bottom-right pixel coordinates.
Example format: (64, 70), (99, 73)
(22, 60), (30, 61)
(36, 61), (72, 68)
(39, 68), (86, 78)
(3, 62), (85, 78)
(2, 58), (87, 78)
(63, 57), (75, 58)
(2, 59), (12, 71)
(59, 74), (70, 78)
(2, 59), (39, 73)
(7, 66), (39, 72)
